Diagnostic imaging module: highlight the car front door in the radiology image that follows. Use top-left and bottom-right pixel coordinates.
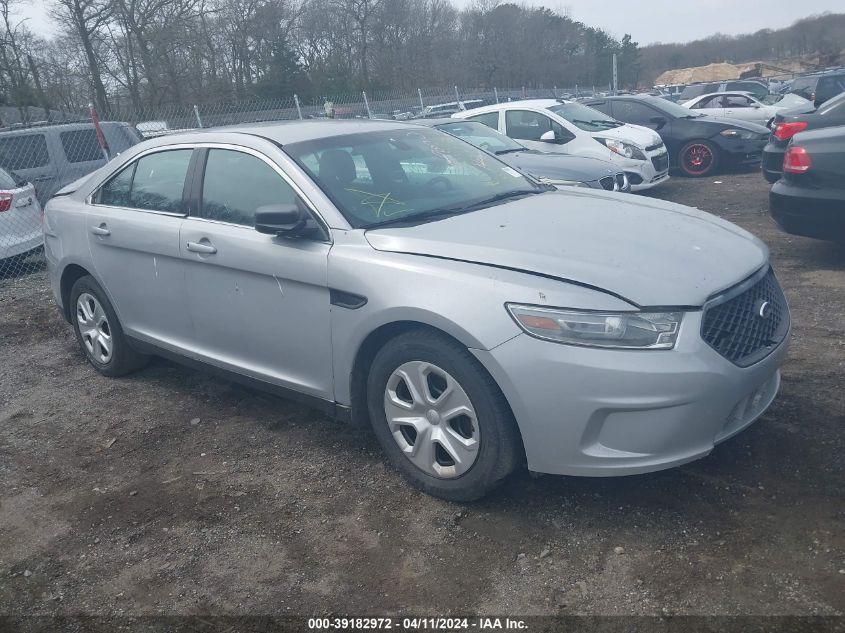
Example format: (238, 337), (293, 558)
(86, 147), (194, 347)
(721, 95), (757, 122)
(503, 109), (575, 152)
(179, 146), (334, 400)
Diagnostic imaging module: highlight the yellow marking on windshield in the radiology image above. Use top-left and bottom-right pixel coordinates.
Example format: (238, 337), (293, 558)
(345, 188), (409, 217)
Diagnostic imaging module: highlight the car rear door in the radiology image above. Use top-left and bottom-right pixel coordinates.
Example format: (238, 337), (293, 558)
(0, 132), (57, 206)
(86, 147), (194, 347)
(179, 146), (334, 400)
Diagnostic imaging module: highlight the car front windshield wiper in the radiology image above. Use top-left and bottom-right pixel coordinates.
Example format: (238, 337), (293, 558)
(362, 189), (544, 229)
(493, 148), (524, 155)
(572, 118), (619, 128)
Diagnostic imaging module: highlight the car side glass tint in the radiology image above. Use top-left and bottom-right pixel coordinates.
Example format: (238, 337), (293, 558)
(467, 112), (499, 130)
(201, 149), (296, 227)
(127, 150), (193, 214)
(98, 162), (135, 207)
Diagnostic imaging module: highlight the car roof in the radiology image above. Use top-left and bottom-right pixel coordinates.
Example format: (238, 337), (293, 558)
(689, 91), (756, 101)
(173, 119), (413, 145)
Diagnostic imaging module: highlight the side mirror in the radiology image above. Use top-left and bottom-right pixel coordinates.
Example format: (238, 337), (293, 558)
(649, 116), (667, 129)
(539, 130), (557, 142)
(255, 202), (306, 235)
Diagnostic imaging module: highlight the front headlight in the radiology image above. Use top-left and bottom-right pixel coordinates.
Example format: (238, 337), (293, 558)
(594, 138), (647, 161)
(506, 304), (683, 349)
(719, 128), (757, 140)
(536, 177), (590, 188)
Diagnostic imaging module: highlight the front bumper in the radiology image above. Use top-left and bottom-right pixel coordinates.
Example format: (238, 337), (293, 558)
(472, 310), (789, 476)
(770, 181), (845, 240)
(609, 150), (669, 192)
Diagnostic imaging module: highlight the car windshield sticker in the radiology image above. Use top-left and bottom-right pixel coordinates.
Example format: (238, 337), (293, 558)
(345, 188), (408, 217)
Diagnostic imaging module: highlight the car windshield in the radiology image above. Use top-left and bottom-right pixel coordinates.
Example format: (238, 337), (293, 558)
(546, 102), (621, 131)
(285, 127), (544, 229)
(433, 121), (525, 154)
(649, 98), (705, 118)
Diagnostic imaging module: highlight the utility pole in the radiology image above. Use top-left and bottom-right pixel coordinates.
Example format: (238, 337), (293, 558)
(612, 53), (618, 95)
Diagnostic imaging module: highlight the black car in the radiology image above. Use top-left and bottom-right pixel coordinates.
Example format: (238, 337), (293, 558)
(761, 91), (845, 183)
(413, 118), (631, 192)
(583, 95), (769, 177)
(769, 125), (845, 243)
(787, 70), (845, 108)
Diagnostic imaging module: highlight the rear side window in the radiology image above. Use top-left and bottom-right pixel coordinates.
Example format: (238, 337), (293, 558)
(816, 75), (845, 103)
(466, 112), (499, 129)
(0, 134), (49, 171)
(60, 129), (105, 163)
(790, 78), (816, 101)
(200, 149), (296, 226)
(96, 149), (192, 213)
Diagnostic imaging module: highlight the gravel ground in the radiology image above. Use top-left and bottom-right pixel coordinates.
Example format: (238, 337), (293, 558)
(0, 170), (843, 621)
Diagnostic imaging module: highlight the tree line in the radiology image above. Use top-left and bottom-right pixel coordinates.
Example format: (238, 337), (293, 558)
(1, 0), (843, 120)
(1, 0), (643, 117)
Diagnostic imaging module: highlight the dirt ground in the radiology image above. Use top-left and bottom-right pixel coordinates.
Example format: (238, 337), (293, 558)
(0, 170), (843, 622)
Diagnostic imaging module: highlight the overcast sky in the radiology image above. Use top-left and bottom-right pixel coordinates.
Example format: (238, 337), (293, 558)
(15, 0), (843, 45)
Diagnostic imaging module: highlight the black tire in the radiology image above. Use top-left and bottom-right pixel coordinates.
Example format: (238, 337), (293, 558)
(366, 329), (522, 502)
(678, 140), (720, 177)
(69, 275), (149, 377)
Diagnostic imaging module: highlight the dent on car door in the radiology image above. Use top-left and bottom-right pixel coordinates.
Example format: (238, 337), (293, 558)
(180, 147), (333, 399)
(86, 148), (194, 346)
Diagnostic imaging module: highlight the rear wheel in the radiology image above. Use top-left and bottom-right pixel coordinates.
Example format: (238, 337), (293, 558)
(679, 140), (719, 177)
(366, 329), (521, 502)
(70, 276), (149, 377)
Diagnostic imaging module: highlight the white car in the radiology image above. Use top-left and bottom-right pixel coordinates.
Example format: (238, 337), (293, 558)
(680, 91), (794, 128)
(452, 99), (669, 192)
(0, 167), (43, 264)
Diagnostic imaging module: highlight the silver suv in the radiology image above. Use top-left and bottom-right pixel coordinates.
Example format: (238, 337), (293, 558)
(44, 120), (790, 501)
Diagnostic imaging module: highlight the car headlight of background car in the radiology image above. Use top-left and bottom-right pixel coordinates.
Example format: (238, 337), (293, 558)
(594, 138), (647, 161)
(719, 129), (758, 140)
(507, 304), (683, 349)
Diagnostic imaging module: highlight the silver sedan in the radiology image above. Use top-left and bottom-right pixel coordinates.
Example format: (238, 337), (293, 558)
(43, 120), (790, 501)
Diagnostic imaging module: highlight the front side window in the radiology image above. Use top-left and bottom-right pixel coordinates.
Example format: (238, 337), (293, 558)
(285, 127), (541, 228)
(200, 149), (297, 226)
(61, 129), (105, 163)
(505, 110), (569, 141)
(96, 149), (192, 213)
(610, 101), (656, 123)
(0, 134), (49, 171)
(692, 96), (722, 109)
(724, 95), (752, 108)
(546, 102), (621, 131)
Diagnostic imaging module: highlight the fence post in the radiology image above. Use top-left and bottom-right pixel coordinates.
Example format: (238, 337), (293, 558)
(418, 88), (425, 113)
(494, 87), (499, 104)
(193, 104), (204, 128)
(454, 85), (462, 109)
(294, 94), (303, 120)
(362, 91), (372, 119)
(522, 86), (526, 98)
(553, 86), (557, 98)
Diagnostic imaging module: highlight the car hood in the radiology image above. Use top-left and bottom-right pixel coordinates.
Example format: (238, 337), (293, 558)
(590, 123), (663, 148)
(500, 151), (617, 182)
(364, 190), (768, 307)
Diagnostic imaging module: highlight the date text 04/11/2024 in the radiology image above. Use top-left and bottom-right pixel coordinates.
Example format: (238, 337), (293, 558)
(307, 617), (528, 630)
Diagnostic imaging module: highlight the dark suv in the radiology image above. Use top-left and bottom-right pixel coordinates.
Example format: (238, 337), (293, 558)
(788, 71), (845, 107)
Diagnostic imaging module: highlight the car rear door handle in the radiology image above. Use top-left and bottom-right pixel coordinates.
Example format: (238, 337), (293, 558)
(186, 241), (217, 254)
(90, 225), (111, 236)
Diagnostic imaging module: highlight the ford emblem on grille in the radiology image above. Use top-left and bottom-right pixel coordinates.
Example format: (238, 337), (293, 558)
(755, 299), (772, 319)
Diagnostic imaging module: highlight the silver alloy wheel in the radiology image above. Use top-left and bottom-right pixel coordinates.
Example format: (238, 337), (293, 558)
(76, 292), (112, 364)
(384, 361), (481, 479)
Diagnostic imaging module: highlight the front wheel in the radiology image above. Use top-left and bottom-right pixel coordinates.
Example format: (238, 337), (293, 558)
(366, 330), (522, 502)
(679, 140), (719, 177)
(70, 275), (149, 377)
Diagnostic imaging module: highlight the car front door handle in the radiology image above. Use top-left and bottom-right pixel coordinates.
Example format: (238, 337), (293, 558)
(90, 225), (111, 236)
(186, 241), (217, 254)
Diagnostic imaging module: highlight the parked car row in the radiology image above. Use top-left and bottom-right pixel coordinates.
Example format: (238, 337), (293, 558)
(763, 91), (845, 244)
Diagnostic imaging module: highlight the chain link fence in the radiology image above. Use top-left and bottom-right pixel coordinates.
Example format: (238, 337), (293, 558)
(0, 83), (607, 283)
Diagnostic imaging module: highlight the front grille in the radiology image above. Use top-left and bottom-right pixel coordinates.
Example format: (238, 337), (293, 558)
(600, 175), (615, 191)
(651, 153), (669, 172)
(701, 268), (789, 367)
